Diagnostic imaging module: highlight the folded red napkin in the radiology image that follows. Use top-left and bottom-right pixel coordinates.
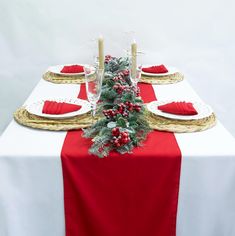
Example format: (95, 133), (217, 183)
(142, 64), (168, 74)
(60, 65), (84, 73)
(158, 102), (198, 115)
(42, 101), (82, 114)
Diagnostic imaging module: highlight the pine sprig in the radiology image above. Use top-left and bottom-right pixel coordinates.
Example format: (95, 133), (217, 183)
(82, 55), (151, 157)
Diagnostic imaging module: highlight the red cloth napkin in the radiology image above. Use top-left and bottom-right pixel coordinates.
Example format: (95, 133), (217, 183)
(158, 102), (198, 115)
(60, 65), (84, 73)
(142, 64), (168, 74)
(42, 101), (82, 114)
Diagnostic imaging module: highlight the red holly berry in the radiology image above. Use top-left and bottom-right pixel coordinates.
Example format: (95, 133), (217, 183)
(111, 130), (131, 147)
(113, 83), (127, 95)
(121, 132), (128, 138)
(122, 138), (129, 144)
(105, 55), (113, 63)
(132, 104), (142, 112)
(112, 127), (120, 137)
(103, 109), (118, 119)
(113, 138), (121, 147)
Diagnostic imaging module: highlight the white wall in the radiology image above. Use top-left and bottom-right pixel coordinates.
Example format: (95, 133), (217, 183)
(1, 0), (235, 136)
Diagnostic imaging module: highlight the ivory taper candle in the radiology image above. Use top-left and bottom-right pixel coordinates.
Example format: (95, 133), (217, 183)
(98, 36), (104, 69)
(131, 40), (137, 76)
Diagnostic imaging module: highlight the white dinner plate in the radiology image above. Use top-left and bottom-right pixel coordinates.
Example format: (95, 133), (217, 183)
(141, 65), (178, 77)
(26, 98), (91, 119)
(147, 100), (213, 120)
(47, 64), (85, 76)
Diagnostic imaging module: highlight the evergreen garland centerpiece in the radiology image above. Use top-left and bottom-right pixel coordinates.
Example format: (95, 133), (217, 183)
(83, 55), (151, 157)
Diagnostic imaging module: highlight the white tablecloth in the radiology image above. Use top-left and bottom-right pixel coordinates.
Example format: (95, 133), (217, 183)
(1, 79), (235, 236)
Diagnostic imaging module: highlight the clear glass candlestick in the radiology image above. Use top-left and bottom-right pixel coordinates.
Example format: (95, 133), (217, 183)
(84, 65), (104, 120)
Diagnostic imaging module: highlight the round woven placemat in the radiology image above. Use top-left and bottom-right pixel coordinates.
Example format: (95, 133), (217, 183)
(146, 111), (216, 133)
(43, 71), (85, 84)
(14, 107), (95, 131)
(140, 72), (184, 85)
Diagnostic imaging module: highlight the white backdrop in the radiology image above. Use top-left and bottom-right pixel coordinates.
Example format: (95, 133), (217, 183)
(0, 0), (235, 136)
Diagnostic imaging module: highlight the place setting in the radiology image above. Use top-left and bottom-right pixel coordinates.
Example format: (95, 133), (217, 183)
(140, 64), (184, 84)
(43, 63), (87, 84)
(13, 98), (95, 131)
(146, 100), (216, 132)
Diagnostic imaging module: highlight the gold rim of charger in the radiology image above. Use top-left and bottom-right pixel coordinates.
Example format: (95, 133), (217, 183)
(14, 107), (216, 133)
(140, 72), (184, 84)
(146, 111), (216, 133)
(13, 107), (95, 131)
(43, 71), (86, 84)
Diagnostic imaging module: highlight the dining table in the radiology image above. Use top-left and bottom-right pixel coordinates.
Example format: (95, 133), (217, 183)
(1, 77), (235, 236)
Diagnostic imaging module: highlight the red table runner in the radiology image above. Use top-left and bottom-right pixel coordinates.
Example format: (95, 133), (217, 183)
(61, 83), (182, 236)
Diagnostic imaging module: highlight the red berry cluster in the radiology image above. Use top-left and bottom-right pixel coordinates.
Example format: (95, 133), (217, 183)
(112, 75), (125, 83)
(113, 83), (127, 94)
(103, 102), (141, 119)
(102, 106), (128, 119)
(111, 128), (131, 147)
(124, 101), (142, 112)
(103, 109), (119, 119)
(105, 55), (113, 64)
(117, 103), (129, 117)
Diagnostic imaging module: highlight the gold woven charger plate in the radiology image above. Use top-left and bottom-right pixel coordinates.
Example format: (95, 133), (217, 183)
(14, 107), (96, 131)
(43, 71), (85, 84)
(146, 111), (216, 133)
(140, 72), (184, 85)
